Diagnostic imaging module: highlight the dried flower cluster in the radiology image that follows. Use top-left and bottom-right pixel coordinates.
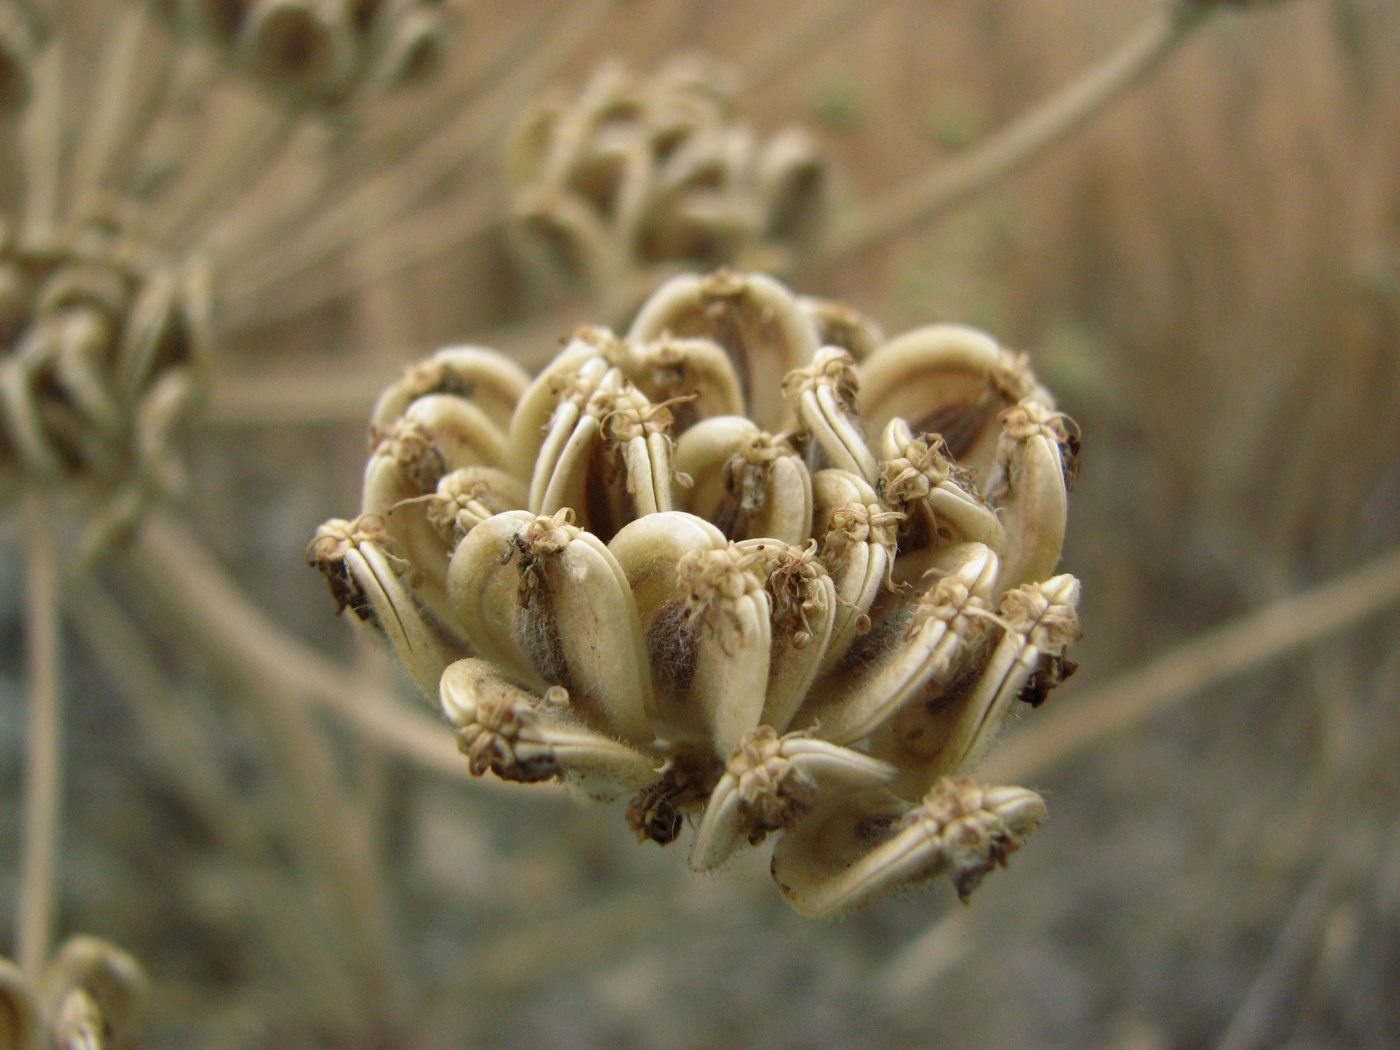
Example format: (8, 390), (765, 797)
(310, 270), (1080, 916)
(1, 938), (148, 1050)
(503, 56), (829, 314)
(146, 0), (447, 105)
(0, 224), (210, 556)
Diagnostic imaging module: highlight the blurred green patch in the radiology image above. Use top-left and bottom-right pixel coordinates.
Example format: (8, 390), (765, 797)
(1035, 318), (1108, 410)
(921, 91), (985, 151)
(810, 77), (864, 134)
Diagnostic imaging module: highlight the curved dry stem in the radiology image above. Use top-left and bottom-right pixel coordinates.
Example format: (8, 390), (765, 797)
(17, 488), (61, 981)
(826, 2), (1211, 261)
(985, 545), (1400, 782)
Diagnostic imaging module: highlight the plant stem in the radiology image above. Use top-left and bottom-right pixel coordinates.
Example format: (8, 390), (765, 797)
(124, 515), (410, 1035)
(985, 544), (1400, 781)
(19, 33), (63, 243)
(825, 2), (1210, 261)
(67, 581), (363, 1024)
(16, 489), (61, 980)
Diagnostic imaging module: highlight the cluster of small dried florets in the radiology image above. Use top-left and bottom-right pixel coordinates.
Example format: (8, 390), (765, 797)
(310, 270), (1080, 917)
(0, 224), (210, 557)
(503, 56), (829, 314)
(1, 938), (148, 1050)
(146, 0), (447, 105)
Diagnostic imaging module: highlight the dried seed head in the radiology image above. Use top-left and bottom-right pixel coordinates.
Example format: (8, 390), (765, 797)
(312, 269), (1081, 915)
(504, 55), (831, 314)
(706, 726), (822, 856)
(0, 226), (211, 561)
(746, 539), (828, 649)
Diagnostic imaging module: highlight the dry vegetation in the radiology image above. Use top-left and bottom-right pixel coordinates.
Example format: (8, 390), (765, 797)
(2, 0), (1399, 1047)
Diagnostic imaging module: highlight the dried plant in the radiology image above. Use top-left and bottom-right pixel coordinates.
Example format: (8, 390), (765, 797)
(3, 1), (1397, 1046)
(503, 55), (829, 316)
(310, 270), (1081, 915)
(0, 223), (210, 559)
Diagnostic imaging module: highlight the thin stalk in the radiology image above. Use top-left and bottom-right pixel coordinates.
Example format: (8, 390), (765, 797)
(825, 2), (1211, 261)
(221, 190), (495, 332)
(154, 108), (300, 253)
(985, 544), (1400, 782)
(16, 489), (61, 980)
(19, 36), (62, 243)
(124, 516), (410, 1035)
(66, 4), (147, 222)
(86, 12), (181, 202)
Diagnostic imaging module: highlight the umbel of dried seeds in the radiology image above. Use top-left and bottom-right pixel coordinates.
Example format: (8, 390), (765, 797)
(503, 55), (829, 315)
(310, 270), (1081, 917)
(0, 223), (211, 559)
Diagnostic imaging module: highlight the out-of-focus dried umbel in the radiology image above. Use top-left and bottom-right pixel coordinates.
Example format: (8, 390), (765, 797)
(0, 223), (211, 558)
(147, 0), (449, 106)
(310, 270), (1080, 917)
(1, 937), (148, 1050)
(503, 56), (830, 315)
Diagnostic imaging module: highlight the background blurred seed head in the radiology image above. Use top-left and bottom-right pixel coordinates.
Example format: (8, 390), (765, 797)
(502, 54), (831, 319)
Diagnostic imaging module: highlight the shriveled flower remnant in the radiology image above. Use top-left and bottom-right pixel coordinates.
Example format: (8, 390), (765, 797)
(503, 55), (829, 314)
(310, 271), (1081, 917)
(0, 224), (210, 558)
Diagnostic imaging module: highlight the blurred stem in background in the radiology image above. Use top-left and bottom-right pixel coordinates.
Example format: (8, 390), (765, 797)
(827, 0), (1214, 259)
(17, 489), (60, 980)
(988, 544), (1400, 781)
